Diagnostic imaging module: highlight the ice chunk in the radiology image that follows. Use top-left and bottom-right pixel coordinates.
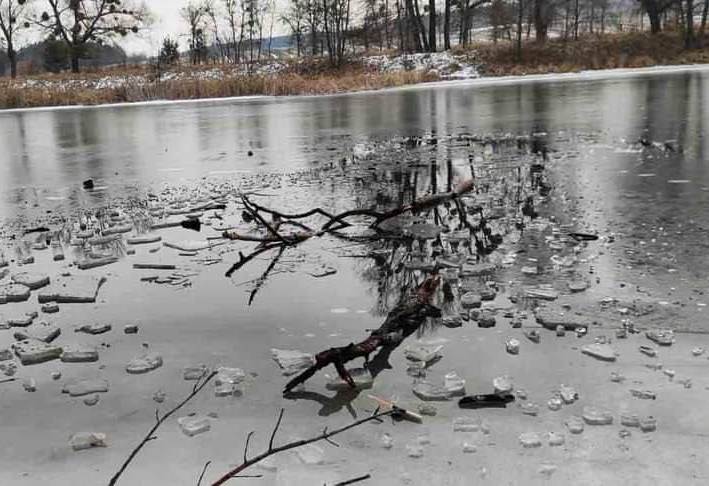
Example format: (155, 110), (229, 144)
(126, 353), (163, 374)
(14, 322), (61, 343)
(178, 416), (211, 437)
(565, 416), (584, 434)
(271, 349), (315, 376)
(548, 432), (565, 446)
(582, 406), (613, 425)
(492, 375), (513, 395)
(70, 432), (107, 451)
(443, 371), (466, 396)
(559, 385), (578, 404)
(412, 380), (452, 401)
(38, 275), (106, 304)
(12, 272), (50, 290)
(519, 432), (541, 448)
(77, 323), (111, 335)
(62, 378), (109, 397)
(404, 344), (443, 363)
(61, 344), (99, 363)
(13, 339), (63, 365)
(506, 338), (520, 355)
(453, 417), (480, 433)
(581, 343), (617, 361)
(23, 378), (37, 392)
(326, 367), (373, 391)
(460, 292), (482, 309)
(0, 283), (31, 304)
(214, 366), (246, 397)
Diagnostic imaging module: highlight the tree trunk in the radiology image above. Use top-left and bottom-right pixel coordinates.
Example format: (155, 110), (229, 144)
(428, 0), (437, 51)
(573, 0), (579, 39)
(9, 48), (17, 79)
(534, 0), (549, 42)
(684, 0), (696, 48)
(413, 0), (429, 51)
(645, 1), (663, 33)
(517, 0), (524, 60)
(701, 0), (708, 35)
(444, 0), (451, 49)
(71, 51), (80, 73)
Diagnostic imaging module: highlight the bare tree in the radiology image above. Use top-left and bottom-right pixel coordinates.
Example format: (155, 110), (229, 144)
(222, 0), (238, 62)
(533, 0), (555, 42)
(681, 0), (696, 47)
(322, 0), (351, 65)
(443, 0), (450, 49)
(35, 0), (148, 73)
(516, 0), (524, 58)
(427, 0), (435, 51)
(182, 1), (209, 64)
(282, 0), (306, 56)
(204, 0), (228, 62)
(0, 0), (31, 78)
(637, 0), (678, 33)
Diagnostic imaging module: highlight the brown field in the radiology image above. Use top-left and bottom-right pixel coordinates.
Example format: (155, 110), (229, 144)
(467, 31), (709, 76)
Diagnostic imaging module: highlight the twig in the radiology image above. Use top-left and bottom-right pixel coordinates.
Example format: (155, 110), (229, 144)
(108, 371), (218, 486)
(0, 377), (17, 385)
(247, 245), (286, 305)
(268, 409), (284, 451)
(241, 196), (290, 245)
(243, 432), (255, 462)
(224, 242), (284, 278)
(210, 408), (395, 486)
(334, 474), (372, 486)
(197, 461), (211, 486)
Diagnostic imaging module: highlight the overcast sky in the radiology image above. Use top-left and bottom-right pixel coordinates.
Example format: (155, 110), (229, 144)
(125, 0), (288, 55)
(124, 0), (196, 55)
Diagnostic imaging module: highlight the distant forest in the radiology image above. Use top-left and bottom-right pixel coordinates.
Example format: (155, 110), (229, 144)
(1, 0), (707, 77)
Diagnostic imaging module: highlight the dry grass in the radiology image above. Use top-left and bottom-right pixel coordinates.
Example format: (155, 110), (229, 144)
(467, 31), (709, 76)
(0, 64), (436, 109)
(2, 32), (709, 109)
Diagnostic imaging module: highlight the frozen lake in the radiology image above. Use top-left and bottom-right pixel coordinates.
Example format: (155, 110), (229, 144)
(1, 69), (709, 485)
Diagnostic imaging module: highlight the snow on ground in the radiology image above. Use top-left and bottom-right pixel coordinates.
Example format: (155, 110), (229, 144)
(363, 51), (480, 79)
(6, 53), (478, 93)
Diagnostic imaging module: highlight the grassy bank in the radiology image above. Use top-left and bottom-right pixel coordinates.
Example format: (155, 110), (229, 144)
(470, 31), (709, 76)
(0, 65), (437, 110)
(1, 32), (709, 110)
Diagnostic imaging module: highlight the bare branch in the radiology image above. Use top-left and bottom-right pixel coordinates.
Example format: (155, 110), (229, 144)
(267, 408), (284, 452)
(210, 408), (395, 485)
(197, 461), (211, 486)
(108, 371), (218, 486)
(243, 431), (255, 462)
(334, 474), (372, 486)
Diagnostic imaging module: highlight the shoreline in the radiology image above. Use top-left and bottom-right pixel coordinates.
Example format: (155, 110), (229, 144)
(2, 62), (708, 115)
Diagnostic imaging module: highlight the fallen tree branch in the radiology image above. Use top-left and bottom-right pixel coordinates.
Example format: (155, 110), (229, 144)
(283, 274), (441, 394)
(224, 179), (475, 279)
(108, 371), (218, 486)
(211, 408), (395, 486)
(334, 474), (371, 486)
